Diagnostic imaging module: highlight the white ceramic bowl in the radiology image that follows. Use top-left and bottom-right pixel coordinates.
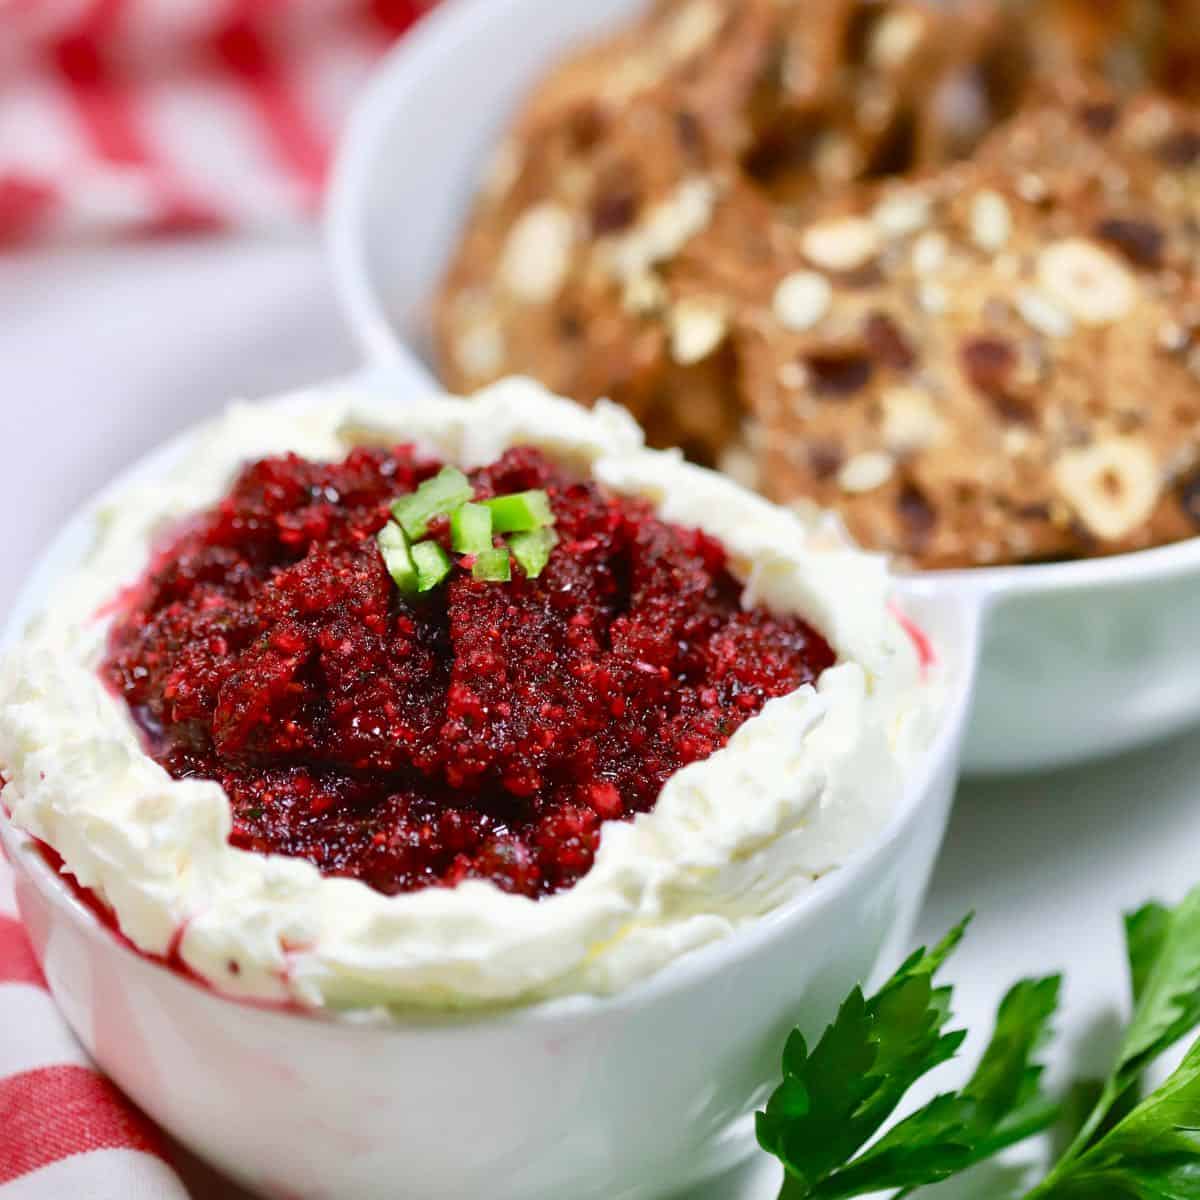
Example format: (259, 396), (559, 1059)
(0, 368), (979, 1200)
(326, 0), (1200, 774)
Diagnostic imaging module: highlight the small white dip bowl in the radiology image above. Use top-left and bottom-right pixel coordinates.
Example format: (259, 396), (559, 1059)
(0, 368), (978, 1200)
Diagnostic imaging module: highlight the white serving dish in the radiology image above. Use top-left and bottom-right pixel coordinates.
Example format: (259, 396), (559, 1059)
(0, 368), (979, 1200)
(325, 0), (1200, 774)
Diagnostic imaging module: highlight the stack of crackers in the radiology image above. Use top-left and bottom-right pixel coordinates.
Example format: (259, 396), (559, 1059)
(435, 0), (1200, 567)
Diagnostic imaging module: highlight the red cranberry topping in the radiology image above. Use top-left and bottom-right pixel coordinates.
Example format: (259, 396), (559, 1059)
(102, 446), (835, 899)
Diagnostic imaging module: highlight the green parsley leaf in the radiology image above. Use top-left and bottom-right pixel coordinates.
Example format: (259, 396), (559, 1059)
(755, 890), (1200, 1200)
(1027, 1035), (1200, 1199)
(1118, 889), (1200, 1078)
(758, 918), (1061, 1200)
(1127, 902), (1174, 1006)
(804, 1093), (976, 1198)
(757, 924), (960, 1187)
(1053, 906), (1175, 1160)
(806, 980), (1058, 1198)
(1055, 886), (1200, 1162)
(959, 975), (1063, 1156)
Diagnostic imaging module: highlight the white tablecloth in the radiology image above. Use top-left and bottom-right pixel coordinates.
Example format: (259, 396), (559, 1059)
(0, 238), (357, 620)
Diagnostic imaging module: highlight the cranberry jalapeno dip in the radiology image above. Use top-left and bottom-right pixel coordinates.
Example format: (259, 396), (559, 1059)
(104, 443), (835, 899)
(0, 382), (935, 1010)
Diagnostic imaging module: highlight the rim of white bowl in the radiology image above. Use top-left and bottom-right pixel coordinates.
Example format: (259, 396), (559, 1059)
(916, 533), (1200, 598)
(324, 0), (1200, 607)
(0, 377), (981, 1032)
(326, 0), (558, 370)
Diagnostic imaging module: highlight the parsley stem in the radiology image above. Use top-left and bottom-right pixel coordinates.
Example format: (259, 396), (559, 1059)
(1054, 1086), (1113, 1170)
(776, 1172), (811, 1200)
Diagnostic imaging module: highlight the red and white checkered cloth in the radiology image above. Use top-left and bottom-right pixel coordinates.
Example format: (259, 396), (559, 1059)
(0, 0), (437, 245)
(0, 847), (195, 1197)
(1, 2), (437, 1192)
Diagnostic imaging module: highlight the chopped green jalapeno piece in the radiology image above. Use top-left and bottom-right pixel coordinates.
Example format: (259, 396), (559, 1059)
(385, 477), (557, 592)
(482, 490), (554, 534)
(412, 540), (453, 592)
(472, 546), (511, 582)
(376, 521), (417, 593)
(509, 527), (558, 579)
(391, 466), (473, 539)
(450, 502), (493, 555)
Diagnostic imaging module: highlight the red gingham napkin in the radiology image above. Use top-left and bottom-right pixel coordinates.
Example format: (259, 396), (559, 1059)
(0, 843), (195, 1197)
(0, 0), (437, 245)
(0, 1), (438, 1192)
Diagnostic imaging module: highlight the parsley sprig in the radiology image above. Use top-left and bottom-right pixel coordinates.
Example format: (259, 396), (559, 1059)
(759, 886), (1200, 1198)
(1029, 887), (1200, 1199)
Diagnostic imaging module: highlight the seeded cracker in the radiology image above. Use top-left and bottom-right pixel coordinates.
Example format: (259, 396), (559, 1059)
(434, 0), (1032, 466)
(434, 0), (1200, 567)
(748, 85), (1200, 567)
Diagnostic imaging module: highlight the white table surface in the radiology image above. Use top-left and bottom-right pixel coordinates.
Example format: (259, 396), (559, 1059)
(3, 240), (1198, 1200)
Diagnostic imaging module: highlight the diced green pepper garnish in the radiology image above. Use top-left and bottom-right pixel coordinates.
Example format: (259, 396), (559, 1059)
(472, 547), (511, 582)
(390, 466), (474, 539)
(412, 540), (452, 592)
(482, 490), (554, 534)
(376, 521), (417, 593)
(450, 502), (493, 555)
(382, 477), (557, 592)
(509, 527), (558, 579)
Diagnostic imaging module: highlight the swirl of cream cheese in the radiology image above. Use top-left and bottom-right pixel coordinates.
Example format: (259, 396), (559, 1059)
(0, 379), (934, 1011)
